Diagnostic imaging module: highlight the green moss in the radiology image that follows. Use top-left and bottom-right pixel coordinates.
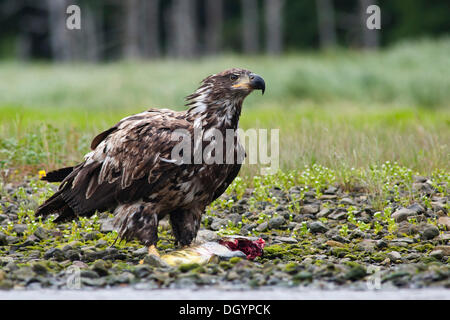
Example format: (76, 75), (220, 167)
(414, 243), (434, 252)
(263, 245), (286, 259)
(292, 271), (312, 282)
(229, 257), (242, 264)
(219, 261), (232, 270)
(331, 247), (350, 258)
(284, 262), (298, 274)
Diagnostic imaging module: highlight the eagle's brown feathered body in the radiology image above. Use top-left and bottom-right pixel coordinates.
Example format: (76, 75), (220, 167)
(36, 68), (265, 247)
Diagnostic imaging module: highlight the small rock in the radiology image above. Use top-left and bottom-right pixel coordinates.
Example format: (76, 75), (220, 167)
(273, 236), (298, 244)
(340, 198), (355, 206)
(134, 265), (152, 278)
(268, 216), (285, 229)
(92, 260), (109, 276)
(256, 222), (268, 232)
(80, 270), (100, 279)
(99, 218), (115, 233)
(95, 240), (108, 248)
(132, 247), (149, 256)
(210, 217), (227, 231)
(325, 240), (346, 248)
(413, 175), (427, 183)
(324, 186), (338, 194)
(430, 250), (443, 259)
(319, 194), (337, 200)
(434, 245), (450, 256)
(85, 231), (100, 241)
(5, 262), (18, 272)
(293, 271), (312, 282)
(328, 209), (347, 220)
(355, 239), (376, 252)
(228, 214), (242, 226)
(437, 216), (450, 230)
(0, 232), (7, 246)
(308, 221), (328, 234)
(316, 208), (332, 218)
(396, 221), (419, 235)
(12, 224), (27, 235)
(6, 236), (19, 244)
(392, 208), (416, 222)
(390, 237), (415, 244)
(301, 204), (320, 215)
(349, 229), (365, 239)
(241, 223), (257, 233)
(195, 229), (219, 243)
(65, 249), (81, 261)
(420, 224), (440, 240)
(31, 262), (48, 275)
(44, 248), (65, 261)
(344, 264), (366, 281)
(226, 271), (239, 281)
(0, 280), (14, 290)
(387, 251), (402, 262)
(331, 235), (350, 244)
(72, 261), (88, 269)
(33, 227), (48, 240)
(407, 203), (425, 215)
(376, 239), (388, 249)
(143, 254), (170, 268)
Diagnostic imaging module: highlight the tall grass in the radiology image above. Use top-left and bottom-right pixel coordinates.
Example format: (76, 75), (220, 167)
(0, 38), (449, 113)
(0, 38), (449, 182)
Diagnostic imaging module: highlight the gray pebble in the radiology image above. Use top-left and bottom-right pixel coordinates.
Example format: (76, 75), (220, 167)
(308, 221), (328, 234)
(268, 216), (285, 229)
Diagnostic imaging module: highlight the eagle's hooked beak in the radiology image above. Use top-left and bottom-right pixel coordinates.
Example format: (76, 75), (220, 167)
(249, 73), (265, 95)
(233, 73), (266, 95)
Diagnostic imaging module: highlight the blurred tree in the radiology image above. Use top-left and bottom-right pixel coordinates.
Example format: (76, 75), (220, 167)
(47, 0), (102, 61)
(168, 0), (198, 58)
(124, 0), (140, 59)
(315, 0), (337, 49)
(140, 0), (160, 58)
(241, 0), (259, 54)
(264, 0), (284, 55)
(47, 0), (72, 61)
(205, 0), (223, 55)
(1, 0), (450, 60)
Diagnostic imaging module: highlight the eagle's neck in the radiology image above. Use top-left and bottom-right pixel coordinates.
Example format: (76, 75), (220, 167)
(185, 86), (243, 131)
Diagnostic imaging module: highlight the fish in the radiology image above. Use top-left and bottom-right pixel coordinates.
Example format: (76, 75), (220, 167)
(160, 236), (265, 267)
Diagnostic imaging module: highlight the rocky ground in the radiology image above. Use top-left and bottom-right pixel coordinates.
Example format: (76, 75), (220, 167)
(0, 168), (449, 291)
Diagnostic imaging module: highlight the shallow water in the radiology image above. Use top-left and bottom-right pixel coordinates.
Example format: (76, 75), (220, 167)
(1, 288), (449, 300)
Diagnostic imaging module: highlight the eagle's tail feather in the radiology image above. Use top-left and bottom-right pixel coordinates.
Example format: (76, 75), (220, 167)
(41, 166), (74, 182)
(35, 190), (75, 222)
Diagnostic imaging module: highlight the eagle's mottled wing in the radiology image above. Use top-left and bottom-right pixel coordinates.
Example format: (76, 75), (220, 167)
(58, 109), (191, 216)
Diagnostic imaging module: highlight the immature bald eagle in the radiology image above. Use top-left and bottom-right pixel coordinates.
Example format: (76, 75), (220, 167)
(36, 68), (265, 251)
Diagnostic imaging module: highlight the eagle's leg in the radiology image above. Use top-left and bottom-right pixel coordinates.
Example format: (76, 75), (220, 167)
(169, 208), (202, 247)
(113, 202), (160, 247)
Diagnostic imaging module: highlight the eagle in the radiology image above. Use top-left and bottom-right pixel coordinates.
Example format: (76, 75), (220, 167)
(36, 68), (265, 254)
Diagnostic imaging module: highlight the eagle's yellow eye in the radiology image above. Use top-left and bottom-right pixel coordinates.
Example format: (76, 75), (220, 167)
(230, 74), (238, 81)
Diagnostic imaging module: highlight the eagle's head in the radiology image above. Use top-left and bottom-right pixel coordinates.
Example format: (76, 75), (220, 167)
(202, 68), (265, 97)
(186, 68), (265, 124)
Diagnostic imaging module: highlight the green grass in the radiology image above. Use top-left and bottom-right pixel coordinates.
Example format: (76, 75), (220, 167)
(0, 38), (449, 182)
